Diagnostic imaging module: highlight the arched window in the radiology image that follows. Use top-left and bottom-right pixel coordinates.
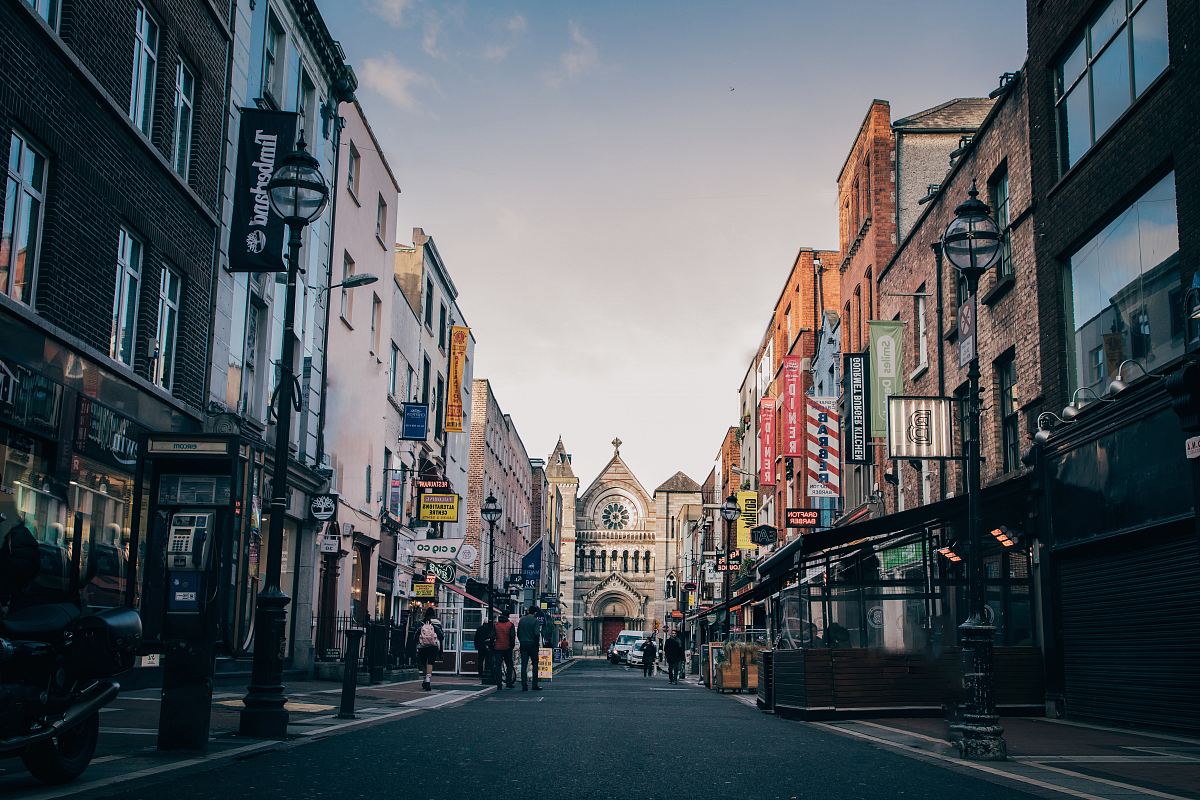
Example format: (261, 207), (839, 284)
(611, 550), (618, 570)
(666, 572), (677, 599)
(645, 551), (652, 574)
(622, 550), (629, 571)
(577, 548), (584, 572)
(599, 550), (606, 572)
(588, 549), (596, 572)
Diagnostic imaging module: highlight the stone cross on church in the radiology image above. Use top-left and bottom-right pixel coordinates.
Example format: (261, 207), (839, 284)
(611, 437), (622, 455)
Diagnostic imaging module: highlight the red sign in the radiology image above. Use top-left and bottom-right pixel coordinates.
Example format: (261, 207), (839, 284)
(786, 508), (821, 528)
(759, 397), (776, 486)
(414, 478), (451, 491)
(781, 356), (804, 457)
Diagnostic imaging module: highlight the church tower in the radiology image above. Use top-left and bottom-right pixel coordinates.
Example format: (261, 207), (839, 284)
(545, 437), (579, 632)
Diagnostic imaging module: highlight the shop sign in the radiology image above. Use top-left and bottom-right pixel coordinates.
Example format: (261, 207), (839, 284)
(786, 508), (821, 528)
(320, 533), (339, 554)
(401, 403), (428, 441)
(758, 397), (776, 486)
(538, 648), (554, 681)
(428, 561), (455, 583)
(781, 356), (804, 457)
(843, 352), (871, 464)
(228, 108), (297, 273)
(418, 493), (459, 522)
(869, 320), (905, 432)
(75, 396), (142, 470)
(683, 582), (697, 592)
(806, 396), (840, 498)
(413, 537), (467, 562)
(521, 540), (543, 590)
(1187, 435), (1200, 460)
(445, 326), (470, 433)
(735, 490), (758, 549)
(750, 524), (778, 546)
(413, 581), (436, 598)
(414, 477), (451, 491)
(887, 396), (954, 459)
(958, 299), (976, 367)
(310, 493), (337, 521)
(0, 358), (63, 438)
(147, 438), (230, 454)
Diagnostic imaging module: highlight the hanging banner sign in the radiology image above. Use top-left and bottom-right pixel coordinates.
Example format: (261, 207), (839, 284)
(887, 396), (955, 459)
(806, 396), (840, 498)
(445, 326), (470, 433)
(521, 540), (544, 590)
(759, 397), (776, 487)
(869, 320), (905, 434)
(401, 403), (429, 440)
(843, 351), (872, 464)
(228, 109), (298, 273)
(959, 299), (976, 368)
(735, 490), (759, 549)
(418, 493), (459, 522)
(781, 356), (804, 457)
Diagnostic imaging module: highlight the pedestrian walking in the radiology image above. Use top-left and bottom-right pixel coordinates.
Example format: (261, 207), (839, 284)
(474, 615), (496, 686)
(492, 611), (517, 688)
(416, 606), (444, 691)
(517, 605), (543, 691)
(641, 635), (658, 677)
(664, 630), (685, 684)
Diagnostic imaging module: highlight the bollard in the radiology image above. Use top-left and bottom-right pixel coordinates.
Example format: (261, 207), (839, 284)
(339, 628), (364, 719)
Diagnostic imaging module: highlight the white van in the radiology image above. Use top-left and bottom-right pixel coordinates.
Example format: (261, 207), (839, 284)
(608, 629), (650, 664)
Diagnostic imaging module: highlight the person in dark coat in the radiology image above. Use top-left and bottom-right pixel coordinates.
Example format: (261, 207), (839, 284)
(664, 630), (685, 684)
(641, 635), (658, 677)
(517, 606), (543, 691)
(492, 612), (517, 688)
(474, 615), (496, 686)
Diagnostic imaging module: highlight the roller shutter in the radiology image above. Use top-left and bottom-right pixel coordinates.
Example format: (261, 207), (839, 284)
(1058, 524), (1200, 731)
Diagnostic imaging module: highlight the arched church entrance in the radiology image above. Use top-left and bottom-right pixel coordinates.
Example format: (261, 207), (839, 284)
(592, 593), (640, 655)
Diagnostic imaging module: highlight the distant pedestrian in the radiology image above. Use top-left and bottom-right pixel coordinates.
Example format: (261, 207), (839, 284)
(493, 611), (517, 688)
(474, 615), (496, 686)
(664, 630), (685, 684)
(416, 606), (444, 691)
(517, 605), (543, 691)
(641, 635), (658, 677)
(558, 634), (570, 659)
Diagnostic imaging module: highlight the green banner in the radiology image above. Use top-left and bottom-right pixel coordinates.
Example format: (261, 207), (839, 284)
(869, 320), (904, 434)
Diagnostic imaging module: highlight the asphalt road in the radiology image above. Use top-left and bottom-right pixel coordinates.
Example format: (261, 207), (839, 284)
(89, 660), (1038, 800)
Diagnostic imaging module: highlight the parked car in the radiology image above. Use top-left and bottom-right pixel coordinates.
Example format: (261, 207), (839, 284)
(608, 630), (649, 664)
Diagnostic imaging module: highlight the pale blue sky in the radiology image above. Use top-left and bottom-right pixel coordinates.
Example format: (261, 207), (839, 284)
(323, 0), (1028, 489)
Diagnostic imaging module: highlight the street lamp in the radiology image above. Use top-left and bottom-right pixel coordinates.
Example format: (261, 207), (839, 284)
(719, 494), (740, 640)
(240, 134), (329, 739)
(481, 494), (502, 613)
(941, 180), (1006, 761)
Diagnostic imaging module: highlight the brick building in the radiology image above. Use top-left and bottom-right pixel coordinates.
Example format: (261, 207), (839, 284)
(0, 0), (228, 609)
(1023, 0), (1199, 729)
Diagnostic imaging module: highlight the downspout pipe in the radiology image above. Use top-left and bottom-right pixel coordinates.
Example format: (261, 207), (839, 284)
(932, 241), (947, 501)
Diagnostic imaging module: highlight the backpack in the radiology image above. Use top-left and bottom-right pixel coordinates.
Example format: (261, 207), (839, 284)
(418, 621), (439, 648)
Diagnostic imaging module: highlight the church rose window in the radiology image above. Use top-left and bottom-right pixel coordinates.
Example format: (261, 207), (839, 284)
(602, 502), (631, 529)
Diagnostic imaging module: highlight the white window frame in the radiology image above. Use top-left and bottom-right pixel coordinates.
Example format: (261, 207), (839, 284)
(262, 7), (285, 102)
(112, 228), (143, 366)
(915, 289), (928, 370)
(346, 142), (360, 197)
(172, 60), (195, 179)
(3, 132), (48, 305)
(376, 195), (387, 244)
(389, 343), (399, 396)
(154, 266), (181, 390)
(369, 293), (381, 355)
(129, 1), (158, 136)
(340, 251), (354, 323)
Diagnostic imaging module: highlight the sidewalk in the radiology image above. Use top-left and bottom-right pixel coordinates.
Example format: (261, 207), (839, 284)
(0, 677), (492, 800)
(811, 715), (1200, 800)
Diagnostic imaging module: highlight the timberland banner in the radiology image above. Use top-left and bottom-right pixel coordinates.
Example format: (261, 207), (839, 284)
(228, 109), (297, 273)
(781, 356), (804, 457)
(868, 320), (905, 434)
(445, 326), (470, 432)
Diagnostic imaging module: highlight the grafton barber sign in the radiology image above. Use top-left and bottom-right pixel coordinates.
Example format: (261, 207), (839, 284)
(228, 109), (297, 272)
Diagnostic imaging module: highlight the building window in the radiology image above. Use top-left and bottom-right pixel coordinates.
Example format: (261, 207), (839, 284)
(997, 355), (1019, 473)
(389, 343), (399, 396)
(1064, 171), (1179, 394)
(434, 375), (444, 439)
(438, 304), (447, 350)
(172, 60), (195, 179)
(421, 356), (430, 405)
(1056, 0), (1169, 171)
(369, 293), (381, 354)
(666, 573), (677, 599)
(914, 285), (928, 370)
(424, 278), (434, 328)
(25, 0), (59, 30)
(153, 266), (181, 390)
(296, 68), (315, 139)
(262, 8), (284, 102)
(622, 551), (629, 571)
(406, 364), (415, 401)
(347, 142), (360, 196)
(990, 168), (1012, 279)
(599, 550), (606, 571)
(376, 195), (387, 243)
(365, 464), (372, 504)
(128, 2), (158, 136)
(112, 228), (143, 366)
(340, 252), (354, 322)
(2, 132), (48, 305)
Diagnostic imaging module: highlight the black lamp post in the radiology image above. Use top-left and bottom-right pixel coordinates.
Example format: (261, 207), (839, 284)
(239, 134), (329, 739)
(719, 494), (740, 640)
(942, 180), (1006, 760)
(481, 494), (502, 613)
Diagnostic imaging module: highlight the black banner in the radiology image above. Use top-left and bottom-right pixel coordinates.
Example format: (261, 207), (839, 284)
(228, 109), (297, 272)
(843, 351), (872, 464)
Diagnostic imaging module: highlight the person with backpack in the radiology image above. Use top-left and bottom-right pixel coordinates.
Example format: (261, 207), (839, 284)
(492, 611), (517, 689)
(664, 630), (685, 684)
(474, 615), (496, 686)
(517, 605), (543, 691)
(416, 606), (444, 691)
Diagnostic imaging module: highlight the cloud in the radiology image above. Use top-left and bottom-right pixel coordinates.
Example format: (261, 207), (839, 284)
(482, 44), (510, 62)
(422, 16), (444, 59)
(543, 21), (599, 87)
(359, 55), (435, 111)
(505, 14), (527, 33)
(369, 0), (413, 27)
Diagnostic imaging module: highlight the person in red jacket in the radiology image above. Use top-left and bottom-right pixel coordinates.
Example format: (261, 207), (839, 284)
(492, 612), (516, 688)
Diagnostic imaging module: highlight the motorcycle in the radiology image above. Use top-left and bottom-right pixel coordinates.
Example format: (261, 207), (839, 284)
(1, 523), (142, 784)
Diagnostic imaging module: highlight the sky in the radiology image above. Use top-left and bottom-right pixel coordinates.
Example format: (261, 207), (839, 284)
(322, 0), (1029, 491)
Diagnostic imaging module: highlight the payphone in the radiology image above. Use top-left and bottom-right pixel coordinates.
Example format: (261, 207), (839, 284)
(165, 511), (213, 614)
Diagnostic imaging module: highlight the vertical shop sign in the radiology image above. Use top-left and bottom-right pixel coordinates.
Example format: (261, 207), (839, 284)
(758, 397), (776, 486)
(806, 396), (840, 498)
(781, 356), (803, 457)
(227, 109), (298, 272)
(843, 351), (871, 464)
(868, 321), (904, 434)
(735, 490), (759, 550)
(445, 326), (469, 432)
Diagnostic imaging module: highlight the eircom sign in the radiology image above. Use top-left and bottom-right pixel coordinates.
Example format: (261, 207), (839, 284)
(413, 537), (467, 563)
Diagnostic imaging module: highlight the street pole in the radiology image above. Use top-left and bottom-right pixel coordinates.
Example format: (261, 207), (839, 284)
(722, 515), (731, 641)
(488, 518), (496, 612)
(240, 221), (302, 739)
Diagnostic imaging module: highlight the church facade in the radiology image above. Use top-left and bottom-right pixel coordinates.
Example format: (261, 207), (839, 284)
(546, 437), (700, 655)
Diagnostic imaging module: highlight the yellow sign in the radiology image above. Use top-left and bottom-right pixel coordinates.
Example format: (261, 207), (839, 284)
(445, 326), (469, 433)
(538, 648), (553, 681)
(736, 490), (759, 549)
(419, 493), (460, 522)
(414, 581), (435, 598)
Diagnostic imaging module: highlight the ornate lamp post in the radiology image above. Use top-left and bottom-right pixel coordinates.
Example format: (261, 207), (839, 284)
(719, 494), (740, 640)
(481, 494), (502, 612)
(239, 134), (329, 739)
(942, 180), (1006, 760)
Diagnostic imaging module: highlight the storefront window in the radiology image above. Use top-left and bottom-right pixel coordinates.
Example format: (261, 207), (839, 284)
(1064, 172), (1180, 394)
(69, 456), (134, 608)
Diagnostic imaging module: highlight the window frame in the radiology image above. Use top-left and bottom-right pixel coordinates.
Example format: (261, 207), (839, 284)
(153, 265), (182, 390)
(369, 293), (381, 355)
(989, 168), (1012, 280)
(346, 142), (360, 197)
(340, 251), (354, 324)
(129, 1), (159, 136)
(24, 0), (60, 30)
(423, 278), (434, 329)
(262, 7), (285, 103)
(172, 59), (195, 179)
(112, 227), (144, 367)
(376, 194), (387, 244)
(3, 131), (49, 305)
(389, 343), (399, 396)
(914, 285), (929, 370)
(437, 303), (447, 350)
